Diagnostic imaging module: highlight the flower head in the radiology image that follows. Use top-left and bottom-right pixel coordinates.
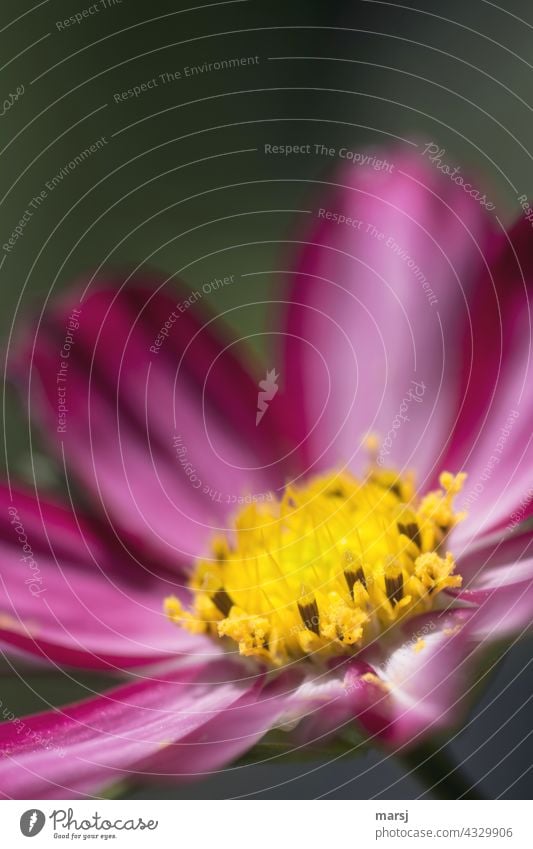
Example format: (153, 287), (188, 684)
(1, 150), (531, 798)
(166, 468), (465, 665)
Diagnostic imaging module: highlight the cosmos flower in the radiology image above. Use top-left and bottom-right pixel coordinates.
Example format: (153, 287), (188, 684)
(0, 152), (531, 799)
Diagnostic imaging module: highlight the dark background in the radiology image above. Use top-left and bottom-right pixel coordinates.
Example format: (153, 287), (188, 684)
(1, 0), (532, 799)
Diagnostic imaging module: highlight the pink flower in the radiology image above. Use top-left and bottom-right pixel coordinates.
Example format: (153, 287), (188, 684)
(1, 151), (531, 799)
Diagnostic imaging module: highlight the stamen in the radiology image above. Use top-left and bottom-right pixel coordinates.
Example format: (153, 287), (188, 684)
(166, 466), (466, 665)
(397, 521), (421, 548)
(344, 566), (367, 597)
(385, 573), (404, 605)
(385, 558), (404, 605)
(343, 548), (367, 595)
(297, 588), (320, 636)
(211, 588), (234, 617)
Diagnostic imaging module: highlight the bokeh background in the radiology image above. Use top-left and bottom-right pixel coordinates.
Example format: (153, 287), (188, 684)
(1, 0), (532, 798)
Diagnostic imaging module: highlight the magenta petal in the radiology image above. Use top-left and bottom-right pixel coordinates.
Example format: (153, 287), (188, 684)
(0, 658), (361, 797)
(445, 216), (533, 540)
(277, 673), (356, 746)
(137, 667), (310, 779)
(344, 611), (475, 747)
(282, 152), (499, 484)
(455, 523), (533, 583)
(345, 573), (533, 748)
(451, 557), (533, 639)
(0, 484), (210, 670)
(0, 659), (273, 799)
(10, 276), (291, 566)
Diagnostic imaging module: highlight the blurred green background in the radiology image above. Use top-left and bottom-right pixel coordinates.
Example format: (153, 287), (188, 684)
(1, 0), (532, 798)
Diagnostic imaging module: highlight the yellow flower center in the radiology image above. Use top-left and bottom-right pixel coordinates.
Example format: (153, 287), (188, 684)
(165, 465), (466, 667)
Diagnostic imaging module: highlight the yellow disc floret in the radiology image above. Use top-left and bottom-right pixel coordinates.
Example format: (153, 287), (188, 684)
(165, 466), (465, 666)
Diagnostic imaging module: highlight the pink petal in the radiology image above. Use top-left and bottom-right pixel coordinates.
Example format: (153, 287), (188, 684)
(0, 483), (210, 670)
(343, 610), (475, 747)
(455, 524), (533, 582)
(9, 275), (292, 567)
(0, 660), (335, 798)
(450, 556), (533, 639)
(276, 672), (356, 746)
(448, 217), (533, 544)
(0, 651), (365, 797)
(282, 150), (499, 485)
(343, 554), (533, 749)
(0, 659), (272, 798)
(137, 667), (311, 779)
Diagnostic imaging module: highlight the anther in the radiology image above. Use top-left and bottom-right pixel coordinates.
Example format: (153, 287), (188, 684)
(385, 573), (404, 605)
(344, 566), (367, 597)
(211, 588), (234, 617)
(343, 550), (367, 597)
(397, 521), (421, 548)
(297, 589), (320, 636)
